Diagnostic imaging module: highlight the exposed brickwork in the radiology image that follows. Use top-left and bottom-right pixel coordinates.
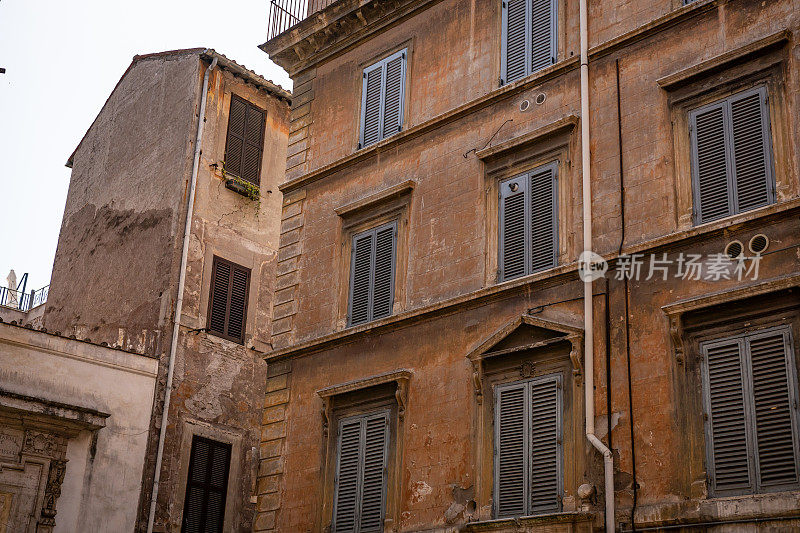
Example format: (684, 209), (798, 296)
(271, 190), (306, 350)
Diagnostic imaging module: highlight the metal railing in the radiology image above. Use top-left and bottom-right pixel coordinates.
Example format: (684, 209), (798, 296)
(268, 0), (341, 40)
(0, 284), (49, 312)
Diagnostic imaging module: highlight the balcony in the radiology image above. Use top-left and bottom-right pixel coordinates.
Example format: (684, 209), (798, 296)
(268, 0), (338, 41)
(0, 284), (49, 313)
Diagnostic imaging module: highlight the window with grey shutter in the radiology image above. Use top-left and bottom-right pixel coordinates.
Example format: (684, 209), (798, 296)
(348, 222), (397, 326)
(499, 162), (558, 282)
(333, 411), (390, 533)
(207, 256), (250, 344)
(359, 49), (407, 148)
(494, 375), (562, 518)
(701, 326), (800, 496)
(501, 0), (557, 85)
(689, 86), (775, 224)
(224, 95), (266, 186)
(182, 436), (231, 533)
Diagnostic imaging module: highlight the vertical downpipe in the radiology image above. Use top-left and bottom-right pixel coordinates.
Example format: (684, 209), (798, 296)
(579, 1), (616, 531)
(146, 55), (218, 533)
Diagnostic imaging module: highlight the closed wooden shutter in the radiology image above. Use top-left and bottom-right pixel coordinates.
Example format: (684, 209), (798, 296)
(348, 222), (397, 326)
(499, 162), (558, 281)
(748, 330), (800, 489)
(701, 327), (800, 496)
(495, 375), (562, 518)
(501, 0), (556, 84)
(207, 256), (250, 344)
(333, 411), (389, 533)
(182, 436), (231, 533)
(360, 50), (407, 148)
(689, 86), (774, 224)
(224, 95), (265, 186)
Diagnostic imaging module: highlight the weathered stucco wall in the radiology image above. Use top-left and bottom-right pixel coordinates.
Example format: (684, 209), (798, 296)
(0, 322), (157, 533)
(43, 53), (200, 355)
(260, 0), (800, 530)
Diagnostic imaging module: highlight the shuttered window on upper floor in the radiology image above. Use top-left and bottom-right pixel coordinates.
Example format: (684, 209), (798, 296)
(689, 86), (775, 225)
(701, 326), (800, 496)
(182, 436), (231, 533)
(225, 95), (266, 186)
(332, 411), (390, 533)
(494, 375), (562, 518)
(499, 162), (558, 282)
(348, 222), (397, 327)
(207, 256), (250, 344)
(501, 0), (557, 85)
(360, 49), (407, 149)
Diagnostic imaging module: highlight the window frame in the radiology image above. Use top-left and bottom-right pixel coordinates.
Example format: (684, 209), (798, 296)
(493, 373), (564, 518)
(700, 325), (800, 497)
(206, 255), (251, 344)
(347, 221), (398, 327)
(498, 160), (559, 282)
(224, 94), (266, 186)
(688, 85), (776, 225)
(358, 48), (408, 149)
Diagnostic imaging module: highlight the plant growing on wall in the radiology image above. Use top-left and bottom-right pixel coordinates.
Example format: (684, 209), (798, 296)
(217, 160), (261, 204)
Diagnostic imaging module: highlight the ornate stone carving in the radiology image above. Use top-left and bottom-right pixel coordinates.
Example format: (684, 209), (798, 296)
(22, 430), (57, 458)
(668, 314), (685, 366)
(38, 459), (67, 531)
(519, 360), (535, 378)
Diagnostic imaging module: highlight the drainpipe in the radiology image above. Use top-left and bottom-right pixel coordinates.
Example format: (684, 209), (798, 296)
(578, 1), (615, 531)
(146, 54), (218, 533)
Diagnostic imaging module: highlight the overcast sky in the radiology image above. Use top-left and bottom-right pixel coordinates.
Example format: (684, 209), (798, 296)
(0, 0), (291, 293)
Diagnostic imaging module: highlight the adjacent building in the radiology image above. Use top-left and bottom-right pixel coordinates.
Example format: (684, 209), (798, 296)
(39, 48), (291, 531)
(256, 0), (800, 531)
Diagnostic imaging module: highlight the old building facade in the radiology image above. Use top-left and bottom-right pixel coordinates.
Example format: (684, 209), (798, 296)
(41, 48), (290, 531)
(257, 0), (800, 531)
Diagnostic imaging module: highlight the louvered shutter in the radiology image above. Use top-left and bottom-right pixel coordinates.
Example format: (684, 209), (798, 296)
(495, 382), (527, 517)
(501, 0), (556, 84)
(333, 419), (362, 532)
(182, 437), (231, 533)
(348, 222), (397, 326)
(360, 64), (383, 148)
(360, 50), (406, 148)
(333, 412), (389, 533)
(530, 0), (557, 74)
(224, 97), (246, 180)
(382, 53), (405, 138)
(360, 414), (389, 531)
(730, 88), (772, 213)
(501, 0), (528, 84)
(691, 102), (732, 223)
(747, 330), (800, 489)
(500, 175), (528, 281)
(690, 87), (774, 224)
(207, 257), (250, 343)
(349, 232), (374, 326)
(225, 96), (265, 186)
(702, 338), (752, 493)
(529, 163), (558, 273)
(529, 376), (561, 513)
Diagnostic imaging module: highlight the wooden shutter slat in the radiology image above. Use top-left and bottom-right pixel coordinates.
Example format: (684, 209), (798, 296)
(207, 257), (250, 344)
(224, 97), (247, 178)
(360, 414), (389, 531)
(361, 65), (383, 147)
(495, 382), (527, 518)
(333, 419), (361, 532)
(748, 331), (799, 488)
(529, 164), (558, 273)
(730, 89), (771, 213)
(349, 232), (374, 326)
(225, 96), (265, 185)
(530, 0), (556, 73)
(226, 267), (249, 342)
(183, 437), (231, 533)
(692, 103), (731, 223)
(703, 339), (753, 493)
(500, 176), (527, 281)
(371, 224), (396, 320)
(503, 0), (528, 84)
(209, 261), (231, 336)
(529, 377), (561, 513)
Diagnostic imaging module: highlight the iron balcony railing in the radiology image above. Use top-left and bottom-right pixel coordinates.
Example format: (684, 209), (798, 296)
(0, 284), (49, 312)
(268, 0), (340, 40)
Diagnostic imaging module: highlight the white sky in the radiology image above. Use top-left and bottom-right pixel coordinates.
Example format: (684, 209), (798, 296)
(0, 0), (291, 292)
